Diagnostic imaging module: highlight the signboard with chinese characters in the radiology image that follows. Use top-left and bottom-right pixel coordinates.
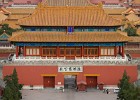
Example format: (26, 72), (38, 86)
(58, 66), (83, 72)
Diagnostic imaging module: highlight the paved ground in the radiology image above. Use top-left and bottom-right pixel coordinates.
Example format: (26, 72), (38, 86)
(22, 89), (117, 100)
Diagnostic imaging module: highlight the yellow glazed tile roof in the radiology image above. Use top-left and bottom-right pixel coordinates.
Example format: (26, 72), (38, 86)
(128, 36), (140, 42)
(9, 31), (130, 42)
(18, 6), (122, 26)
(104, 8), (126, 15)
(6, 8), (35, 14)
(44, 0), (91, 6)
(0, 7), (11, 15)
(132, 0), (140, 4)
(137, 28), (140, 35)
(134, 20), (140, 25)
(126, 13), (140, 22)
(7, 14), (30, 20)
(0, 12), (8, 22)
(2, 20), (20, 29)
(122, 8), (139, 14)
(109, 15), (125, 20)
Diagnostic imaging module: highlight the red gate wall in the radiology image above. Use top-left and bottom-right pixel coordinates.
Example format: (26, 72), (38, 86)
(3, 65), (138, 86)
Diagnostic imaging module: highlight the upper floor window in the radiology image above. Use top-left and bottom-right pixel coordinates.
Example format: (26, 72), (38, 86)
(24, 26), (67, 32)
(74, 26), (117, 32)
(23, 26), (118, 32)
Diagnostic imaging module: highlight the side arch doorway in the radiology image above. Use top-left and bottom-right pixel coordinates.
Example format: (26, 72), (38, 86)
(86, 76), (97, 88)
(43, 76), (55, 88)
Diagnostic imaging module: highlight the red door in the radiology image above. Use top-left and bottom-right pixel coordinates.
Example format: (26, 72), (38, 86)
(43, 76), (55, 88)
(86, 76), (97, 88)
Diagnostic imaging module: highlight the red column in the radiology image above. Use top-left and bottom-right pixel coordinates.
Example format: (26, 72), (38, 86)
(114, 46), (117, 57)
(119, 46), (121, 55)
(81, 46), (84, 57)
(40, 47), (42, 57)
(57, 46), (59, 57)
(122, 46), (124, 57)
(98, 46), (100, 57)
(23, 46), (26, 56)
(16, 46), (19, 57)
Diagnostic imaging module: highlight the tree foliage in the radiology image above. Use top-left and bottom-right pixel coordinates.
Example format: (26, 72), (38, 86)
(0, 24), (19, 36)
(124, 24), (138, 36)
(118, 70), (140, 100)
(2, 68), (23, 100)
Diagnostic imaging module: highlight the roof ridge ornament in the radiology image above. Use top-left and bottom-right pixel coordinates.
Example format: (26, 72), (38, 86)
(98, 2), (103, 8)
(86, 0), (95, 6)
(37, 2), (44, 8)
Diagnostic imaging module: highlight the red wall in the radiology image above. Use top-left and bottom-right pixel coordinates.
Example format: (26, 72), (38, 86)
(3, 66), (59, 85)
(3, 65), (138, 86)
(83, 66), (138, 85)
(0, 53), (10, 58)
(130, 53), (140, 58)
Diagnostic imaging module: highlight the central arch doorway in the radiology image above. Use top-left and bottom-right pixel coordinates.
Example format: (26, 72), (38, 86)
(64, 75), (77, 89)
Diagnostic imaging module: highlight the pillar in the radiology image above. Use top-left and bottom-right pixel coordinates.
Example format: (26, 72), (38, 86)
(57, 46), (59, 57)
(114, 46), (117, 57)
(23, 46), (26, 56)
(98, 46), (100, 57)
(16, 46), (19, 57)
(40, 46), (42, 57)
(81, 46), (84, 57)
(119, 46), (121, 55)
(122, 46), (124, 57)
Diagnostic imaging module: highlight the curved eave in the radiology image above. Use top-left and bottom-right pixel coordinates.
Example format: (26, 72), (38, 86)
(8, 31), (130, 43)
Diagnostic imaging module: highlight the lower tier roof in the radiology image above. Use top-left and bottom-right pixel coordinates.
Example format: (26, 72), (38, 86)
(9, 31), (130, 42)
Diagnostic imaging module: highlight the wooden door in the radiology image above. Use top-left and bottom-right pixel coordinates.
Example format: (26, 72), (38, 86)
(43, 76), (55, 88)
(86, 76), (97, 88)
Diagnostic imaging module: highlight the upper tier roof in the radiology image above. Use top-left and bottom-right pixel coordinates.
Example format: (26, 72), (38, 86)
(18, 5), (122, 26)
(90, 0), (120, 4)
(132, 0), (140, 4)
(13, 0), (41, 4)
(9, 31), (129, 42)
(44, 0), (91, 6)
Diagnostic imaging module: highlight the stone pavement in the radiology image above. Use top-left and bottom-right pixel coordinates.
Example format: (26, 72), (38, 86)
(22, 89), (117, 100)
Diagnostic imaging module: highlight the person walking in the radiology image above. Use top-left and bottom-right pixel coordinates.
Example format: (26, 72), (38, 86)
(106, 89), (109, 94)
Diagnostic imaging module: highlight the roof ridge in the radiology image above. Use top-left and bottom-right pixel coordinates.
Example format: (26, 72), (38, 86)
(18, 5), (122, 26)
(43, 0), (94, 6)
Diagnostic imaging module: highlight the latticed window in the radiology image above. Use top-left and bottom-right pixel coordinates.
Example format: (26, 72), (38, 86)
(60, 48), (65, 56)
(42, 47), (57, 57)
(84, 47), (98, 57)
(26, 47), (40, 56)
(100, 47), (114, 56)
(75, 48), (81, 56)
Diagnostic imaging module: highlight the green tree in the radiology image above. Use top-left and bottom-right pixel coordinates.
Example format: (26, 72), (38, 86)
(118, 70), (140, 100)
(2, 68), (23, 100)
(0, 24), (19, 36)
(124, 24), (138, 36)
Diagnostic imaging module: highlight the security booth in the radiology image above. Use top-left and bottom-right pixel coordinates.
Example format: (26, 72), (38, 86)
(98, 83), (104, 90)
(77, 81), (87, 92)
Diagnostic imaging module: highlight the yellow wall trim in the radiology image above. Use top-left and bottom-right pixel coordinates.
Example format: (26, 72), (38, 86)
(84, 74), (100, 76)
(62, 73), (79, 75)
(41, 74), (57, 76)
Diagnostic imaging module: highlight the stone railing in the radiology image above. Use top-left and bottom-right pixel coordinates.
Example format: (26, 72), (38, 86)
(1, 55), (138, 66)
(0, 46), (14, 49)
(14, 56), (128, 62)
(1, 59), (138, 66)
